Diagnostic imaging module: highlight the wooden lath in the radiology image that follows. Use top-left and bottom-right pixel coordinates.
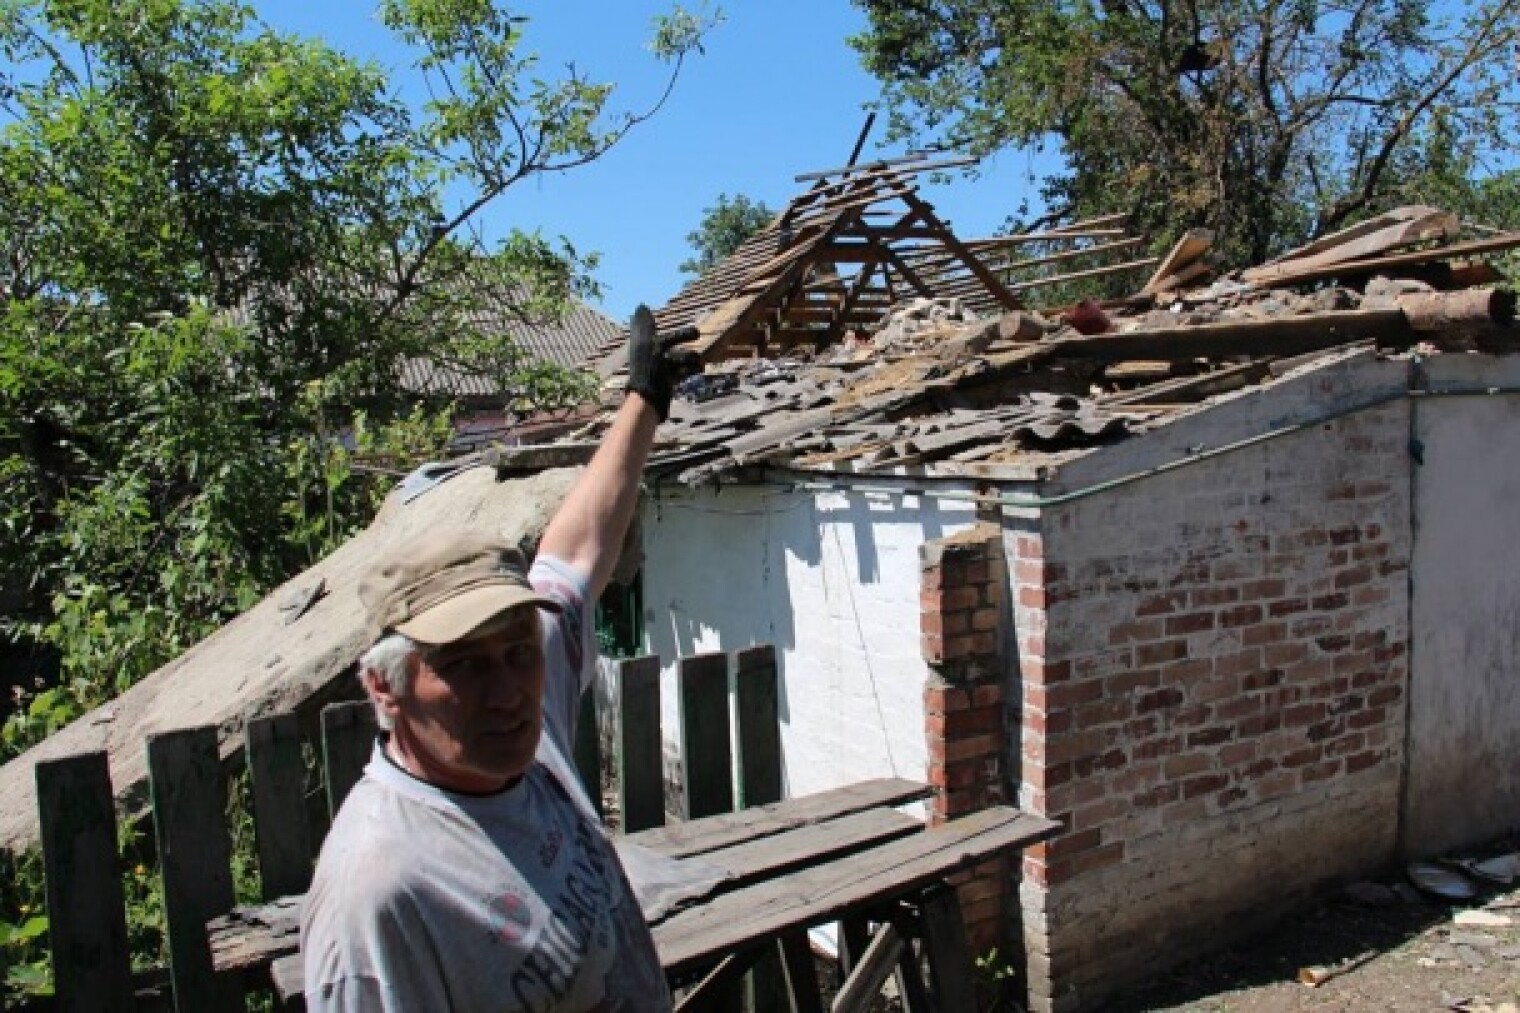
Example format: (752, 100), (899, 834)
(897, 212), (1162, 314)
(645, 159), (1024, 363)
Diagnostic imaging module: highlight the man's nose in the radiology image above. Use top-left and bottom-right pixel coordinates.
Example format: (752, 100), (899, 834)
(484, 668), (525, 708)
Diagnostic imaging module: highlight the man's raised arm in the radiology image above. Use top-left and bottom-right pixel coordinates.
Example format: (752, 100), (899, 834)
(537, 305), (696, 599)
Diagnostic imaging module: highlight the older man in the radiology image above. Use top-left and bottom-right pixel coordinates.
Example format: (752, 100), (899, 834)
(301, 307), (694, 1011)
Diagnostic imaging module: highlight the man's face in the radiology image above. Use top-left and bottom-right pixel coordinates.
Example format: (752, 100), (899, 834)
(379, 610), (547, 793)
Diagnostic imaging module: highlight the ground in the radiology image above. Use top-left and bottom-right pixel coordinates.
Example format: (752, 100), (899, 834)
(1115, 868), (1520, 1013)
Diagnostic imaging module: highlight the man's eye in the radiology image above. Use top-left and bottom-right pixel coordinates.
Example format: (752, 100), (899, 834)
(506, 644), (538, 668)
(441, 655), (486, 677)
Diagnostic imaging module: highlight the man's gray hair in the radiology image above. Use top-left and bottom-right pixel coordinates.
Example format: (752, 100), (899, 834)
(358, 632), (420, 731)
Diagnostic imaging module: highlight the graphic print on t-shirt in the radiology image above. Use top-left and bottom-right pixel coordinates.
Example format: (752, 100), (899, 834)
(486, 888), (535, 945)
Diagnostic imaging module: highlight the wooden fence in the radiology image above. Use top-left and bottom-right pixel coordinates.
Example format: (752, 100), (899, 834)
(31, 645), (781, 1011)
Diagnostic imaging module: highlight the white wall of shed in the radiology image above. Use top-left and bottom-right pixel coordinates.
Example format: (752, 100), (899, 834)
(1403, 354), (1520, 856)
(640, 483), (978, 808)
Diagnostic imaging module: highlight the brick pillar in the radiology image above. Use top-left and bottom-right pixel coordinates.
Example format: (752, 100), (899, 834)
(921, 524), (1007, 954)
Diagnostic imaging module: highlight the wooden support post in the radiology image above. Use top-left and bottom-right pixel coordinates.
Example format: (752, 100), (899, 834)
(890, 907), (933, 1013)
(674, 947), (767, 1013)
(920, 886), (976, 1013)
(574, 691), (604, 818)
(778, 932), (825, 1013)
(838, 917), (871, 978)
(679, 652), (733, 820)
(619, 655), (665, 833)
(320, 700), (375, 819)
(831, 924), (904, 1013)
(147, 727), (242, 1013)
(246, 712), (314, 900)
(35, 752), (135, 1012)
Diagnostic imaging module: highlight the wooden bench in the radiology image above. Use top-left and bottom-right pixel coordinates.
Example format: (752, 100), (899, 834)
(207, 779), (1058, 1010)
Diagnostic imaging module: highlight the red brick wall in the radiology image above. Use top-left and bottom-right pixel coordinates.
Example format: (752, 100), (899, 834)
(1013, 403), (1412, 1012)
(920, 524), (1008, 954)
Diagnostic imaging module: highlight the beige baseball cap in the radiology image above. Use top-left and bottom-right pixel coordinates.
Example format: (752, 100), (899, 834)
(358, 528), (560, 646)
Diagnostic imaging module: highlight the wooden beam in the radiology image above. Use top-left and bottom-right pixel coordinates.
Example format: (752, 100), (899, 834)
(831, 924), (904, 1012)
(1244, 206), (1459, 283)
(1246, 231), (1520, 289)
(897, 189), (1022, 310)
(1005, 256), (1160, 294)
(1141, 229), (1214, 295)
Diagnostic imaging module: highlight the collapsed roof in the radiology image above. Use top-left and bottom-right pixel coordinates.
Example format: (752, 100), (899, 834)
(559, 181), (1518, 485)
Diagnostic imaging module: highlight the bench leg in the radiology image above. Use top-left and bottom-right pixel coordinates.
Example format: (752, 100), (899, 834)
(778, 932), (824, 1013)
(920, 886), (977, 1013)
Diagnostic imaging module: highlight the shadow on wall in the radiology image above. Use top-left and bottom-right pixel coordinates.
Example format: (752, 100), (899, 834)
(644, 484), (974, 800)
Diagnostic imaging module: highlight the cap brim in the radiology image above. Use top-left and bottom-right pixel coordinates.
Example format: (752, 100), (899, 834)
(394, 584), (561, 646)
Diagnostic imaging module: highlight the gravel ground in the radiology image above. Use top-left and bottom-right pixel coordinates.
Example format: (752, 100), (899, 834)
(1109, 865), (1520, 1013)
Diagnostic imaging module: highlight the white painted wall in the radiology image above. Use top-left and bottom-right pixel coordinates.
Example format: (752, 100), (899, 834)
(640, 482), (978, 807)
(1404, 354), (1520, 855)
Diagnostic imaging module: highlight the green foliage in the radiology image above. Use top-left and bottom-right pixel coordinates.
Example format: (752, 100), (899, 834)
(679, 192), (775, 277)
(850, 0), (1520, 265)
(0, 2), (712, 993)
(0, 0), (716, 762)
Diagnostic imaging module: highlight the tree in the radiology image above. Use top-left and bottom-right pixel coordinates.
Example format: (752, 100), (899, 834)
(0, 0), (715, 755)
(849, 0), (1520, 265)
(679, 192), (775, 277)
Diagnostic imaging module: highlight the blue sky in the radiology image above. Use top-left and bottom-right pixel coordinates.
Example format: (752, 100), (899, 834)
(258, 0), (1061, 325)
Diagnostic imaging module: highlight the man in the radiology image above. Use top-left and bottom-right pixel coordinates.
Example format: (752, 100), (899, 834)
(301, 306), (696, 1011)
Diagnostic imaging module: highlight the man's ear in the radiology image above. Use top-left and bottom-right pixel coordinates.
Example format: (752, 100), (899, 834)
(362, 656), (413, 721)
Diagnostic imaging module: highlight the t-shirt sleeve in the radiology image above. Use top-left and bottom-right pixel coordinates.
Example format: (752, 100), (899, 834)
(529, 553), (595, 751)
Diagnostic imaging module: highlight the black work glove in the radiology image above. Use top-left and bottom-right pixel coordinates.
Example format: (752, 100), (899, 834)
(626, 304), (701, 422)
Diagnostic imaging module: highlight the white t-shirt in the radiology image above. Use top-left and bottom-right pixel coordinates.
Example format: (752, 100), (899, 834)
(301, 555), (671, 1012)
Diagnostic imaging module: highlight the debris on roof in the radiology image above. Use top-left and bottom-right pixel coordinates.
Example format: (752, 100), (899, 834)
(552, 168), (1520, 485)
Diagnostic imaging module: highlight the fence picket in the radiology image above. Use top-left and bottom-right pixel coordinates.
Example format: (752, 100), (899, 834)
(35, 751), (135, 1011)
(321, 701), (375, 818)
(146, 727), (241, 1012)
(735, 645), (782, 809)
(679, 652), (733, 820)
(734, 646), (787, 1013)
(247, 712), (314, 900)
(574, 691), (604, 818)
(618, 655), (664, 833)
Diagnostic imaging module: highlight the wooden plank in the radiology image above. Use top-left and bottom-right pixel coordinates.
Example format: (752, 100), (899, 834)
(1141, 229), (1214, 295)
(147, 726), (242, 1012)
(696, 803), (918, 882)
(35, 751), (135, 1011)
(920, 886), (976, 1013)
(208, 893), (302, 977)
(320, 700), (374, 819)
(735, 646), (782, 809)
(619, 655), (665, 833)
(679, 653), (733, 820)
(1247, 230), (1520, 289)
(630, 778), (931, 858)
(574, 691), (604, 818)
(246, 713), (314, 901)
(832, 924), (903, 1013)
(1244, 206), (1458, 282)
(653, 807), (1059, 974)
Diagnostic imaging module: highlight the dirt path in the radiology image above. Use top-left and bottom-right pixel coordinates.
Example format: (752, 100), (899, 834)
(1115, 872), (1520, 1012)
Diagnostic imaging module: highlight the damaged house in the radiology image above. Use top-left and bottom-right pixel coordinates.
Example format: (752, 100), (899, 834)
(545, 163), (1520, 1011)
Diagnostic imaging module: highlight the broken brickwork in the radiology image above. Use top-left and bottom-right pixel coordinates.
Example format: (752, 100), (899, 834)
(919, 524), (1010, 955)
